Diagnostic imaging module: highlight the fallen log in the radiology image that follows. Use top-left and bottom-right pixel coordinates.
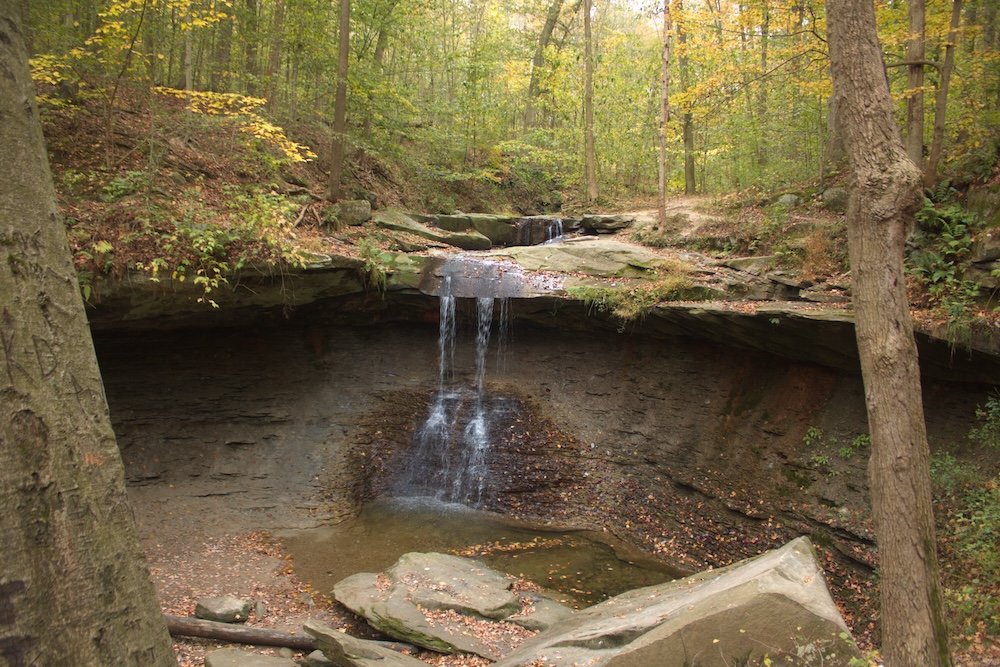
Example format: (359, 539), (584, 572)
(164, 614), (421, 655)
(164, 614), (315, 651)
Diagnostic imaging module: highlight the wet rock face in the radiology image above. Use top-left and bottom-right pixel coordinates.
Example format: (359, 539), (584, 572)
(99, 321), (982, 581)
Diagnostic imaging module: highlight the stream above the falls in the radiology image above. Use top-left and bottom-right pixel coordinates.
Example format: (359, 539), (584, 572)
(280, 497), (677, 608)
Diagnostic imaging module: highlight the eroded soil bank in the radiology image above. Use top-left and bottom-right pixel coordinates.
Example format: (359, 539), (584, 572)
(97, 314), (991, 658)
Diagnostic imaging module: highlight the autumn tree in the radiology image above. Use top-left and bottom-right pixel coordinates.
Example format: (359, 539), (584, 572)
(826, 0), (952, 664)
(0, 5), (175, 665)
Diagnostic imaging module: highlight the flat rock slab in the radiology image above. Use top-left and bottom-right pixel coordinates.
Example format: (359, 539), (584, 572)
(488, 238), (670, 278)
(581, 214), (635, 232)
(375, 210), (492, 250)
(494, 537), (863, 667)
(304, 620), (428, 667)
(333, 552), (573, 659)
(204, 648), (297, 667)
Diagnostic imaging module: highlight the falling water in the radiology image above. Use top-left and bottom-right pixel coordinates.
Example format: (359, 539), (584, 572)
(544, 219), (564, 244)
(396, 292), (509, 506)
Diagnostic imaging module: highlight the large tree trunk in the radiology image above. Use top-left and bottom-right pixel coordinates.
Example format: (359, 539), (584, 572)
(0, 9), (175, 666)
(524, 0), (563, 131)
(826, 1), (952, 665)
(657, 0), (672, 224)
(906, 0), (926, 167)
(582, 0), (598, 203)
(327, 0), (351, 202)
(925, 0), (963, 187)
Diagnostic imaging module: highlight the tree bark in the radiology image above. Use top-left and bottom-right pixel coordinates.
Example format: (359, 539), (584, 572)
(583, 0), (598, 203)
(327, 0), (351, 202)
(209, 11), (233, 91)
(925, 0), (963, 187)
(657, 0), (672, 224)
(906, 0), (926, 167)
(826, 1), (952, 665)
(524, 0), (563, 131)
(0, 9), (175, 666)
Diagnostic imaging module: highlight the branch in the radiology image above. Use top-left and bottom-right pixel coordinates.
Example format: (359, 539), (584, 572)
(885, 60), (942, 71)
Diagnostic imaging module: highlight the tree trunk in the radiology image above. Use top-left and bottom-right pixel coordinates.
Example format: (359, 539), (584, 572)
(362, 25), (389, 139)
(906, 0), (925, 167)
(583, 0), (598, 203)
(265, 0), (285, 108)
(166, 615), (316, 650)
(243, 0), (259, 95)
(0, 10), (175, 666)
(925, 0), (963, 187)
(826, 1), (952, 665)
(327, 0), (351, 202)
(757, 0), (769, 167)
(524, 0), (563, 131)
(209, 11), (233, 91)
(676, 0), (695, 194)
(657, 0), (672, 224)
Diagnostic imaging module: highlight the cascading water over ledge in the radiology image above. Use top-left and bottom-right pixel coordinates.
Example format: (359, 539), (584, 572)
(394, 275), (513, 506)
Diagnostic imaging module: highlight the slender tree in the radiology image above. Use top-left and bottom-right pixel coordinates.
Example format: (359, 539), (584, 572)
(826, 0), (952, 664)
(524, 0), (564, 131)
(583, 0), (598, 203)
(906, 0), (926, 167)
(925, 0), (963, 186)
(0, 6), (175, 665)
(657, 0), (672, 223)
(328, 0), (351, 201)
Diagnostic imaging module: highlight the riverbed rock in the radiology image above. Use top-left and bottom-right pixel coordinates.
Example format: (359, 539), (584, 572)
(332, 552), (573, 659)
(195, 595), (252, 623)
(374, 210), (492, 250)
(581, 213), (635, 233)
(488, 237), (672, 278)
(204, 648), (296, 667)
(493, 537), (862, 667)
(304, 621), (427, 667)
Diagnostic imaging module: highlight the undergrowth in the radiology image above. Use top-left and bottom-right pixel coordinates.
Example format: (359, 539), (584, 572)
(568, 262), (694, 325)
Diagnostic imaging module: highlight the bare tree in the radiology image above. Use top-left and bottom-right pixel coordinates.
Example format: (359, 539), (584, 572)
(826, 0), (952, 664)
(0, 8), (175, 665)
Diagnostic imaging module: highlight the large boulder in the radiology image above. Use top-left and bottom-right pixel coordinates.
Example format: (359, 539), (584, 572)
(494, 537), (863, 667)
(332, 552), (573, 659)
(488, 237), (673, 278)
(374, 210), (492, 250)
(303, 621), (428, 667)
(333, 200), (373, 227)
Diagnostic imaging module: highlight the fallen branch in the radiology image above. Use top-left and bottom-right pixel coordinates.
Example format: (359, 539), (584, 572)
(164, 614), (315, 651)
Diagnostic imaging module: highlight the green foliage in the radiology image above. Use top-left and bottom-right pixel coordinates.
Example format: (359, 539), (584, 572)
(908, 196), (985, 342)
(357, 237), (388, 293)
(101, 170), (149, 202)
(802, 426), (824, 448)
(567, 270), (693, 325)
(838, 433), (870, 460)
(969, 391), (1000, 450)
(930, 453), (981, 497)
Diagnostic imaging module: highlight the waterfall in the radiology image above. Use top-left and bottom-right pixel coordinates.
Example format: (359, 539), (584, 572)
(396, 292), (509, 506)
(544, 218), (564, 244)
